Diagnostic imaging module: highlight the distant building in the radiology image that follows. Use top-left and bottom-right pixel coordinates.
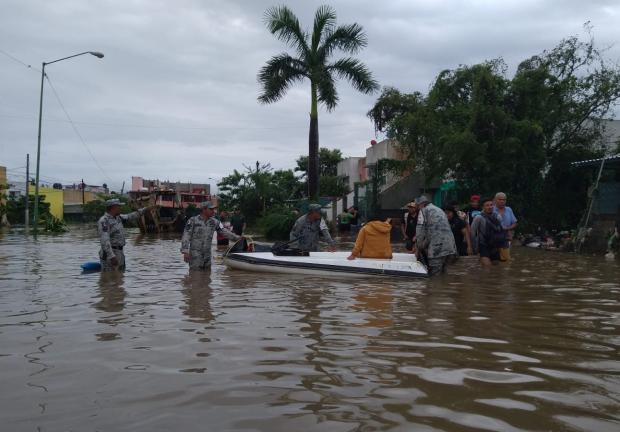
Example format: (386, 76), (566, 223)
(27, 184), (64, 220)
(131, 176), (210, 195)
(337, 156), (367, 192)
(333, 139), (438, 220)
(572, 153), (620, 253)
(7, 180), (28, 199)
(64, 183), (109, 194)
(130, 176), (213, 210)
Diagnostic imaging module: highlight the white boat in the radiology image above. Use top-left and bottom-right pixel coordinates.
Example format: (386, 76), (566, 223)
(223, 251), (428, 278)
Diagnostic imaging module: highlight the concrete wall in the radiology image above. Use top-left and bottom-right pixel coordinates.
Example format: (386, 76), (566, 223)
(132, 176), (143, 192)
(337, 157), (364, 191)
(365, 139), (406, 190)
(63, 189), (97, 205)
(28, 185), (64, 220)
(379, 172), (429, 210)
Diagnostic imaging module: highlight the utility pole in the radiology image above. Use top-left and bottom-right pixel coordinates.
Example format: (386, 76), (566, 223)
(25, 154), (30, 233)
(81, 179), (85, 223)
(120, 181), (125, 195)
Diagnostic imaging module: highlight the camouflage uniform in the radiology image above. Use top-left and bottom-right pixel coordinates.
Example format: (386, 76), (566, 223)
(289, 214), (335, 252)
(181, 215), (240, 270)
(416, 203), (457, 275)
(98, 209), (145, 271)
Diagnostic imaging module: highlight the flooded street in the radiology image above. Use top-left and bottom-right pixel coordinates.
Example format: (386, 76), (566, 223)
(1, 226), (619, 432)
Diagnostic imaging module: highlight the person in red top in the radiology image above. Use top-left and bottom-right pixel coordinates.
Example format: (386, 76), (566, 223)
(464, 194), (483, 226)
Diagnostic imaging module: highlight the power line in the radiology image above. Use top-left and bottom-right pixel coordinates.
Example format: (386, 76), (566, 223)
(1, 49), (368, 135)
(0, 48), (40, 72)
(6, 171), (78, 183)
(44, 73), (113, 183)
(1, 48), (114, 185)
(0, 113), (356, 131)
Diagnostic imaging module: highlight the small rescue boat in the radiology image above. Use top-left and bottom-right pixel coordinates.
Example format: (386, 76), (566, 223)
(224, 251), (428, 278)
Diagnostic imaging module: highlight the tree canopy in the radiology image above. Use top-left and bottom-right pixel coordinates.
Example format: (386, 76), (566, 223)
(368, 32), (620, 230)
(295, 147), (344, 177)
(217, 162), (303, 223)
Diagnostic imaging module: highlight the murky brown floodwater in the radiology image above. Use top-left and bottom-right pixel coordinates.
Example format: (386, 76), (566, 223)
(0, 226), (619, 432)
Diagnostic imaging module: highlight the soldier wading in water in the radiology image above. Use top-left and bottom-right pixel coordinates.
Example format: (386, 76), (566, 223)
(289, 203), (336, 252)
(181, 202), (241, 270)
(98, 199), (150, 271)
(415, 195), (457, 276)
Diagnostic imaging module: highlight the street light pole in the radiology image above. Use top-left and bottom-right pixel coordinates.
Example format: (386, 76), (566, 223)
(33, 61), (46, 234)
(32, 51), (104, 233)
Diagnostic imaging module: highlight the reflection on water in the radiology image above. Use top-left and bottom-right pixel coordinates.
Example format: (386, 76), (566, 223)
(181, 272), (214, 323)
(0, 226), (619, 431)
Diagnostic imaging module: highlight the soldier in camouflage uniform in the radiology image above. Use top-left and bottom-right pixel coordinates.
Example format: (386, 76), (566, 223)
(98, 199), (148, 271)
(415, 195), (457, 276)
(181, 202), (240, 270)
(289, 204), (336, 252)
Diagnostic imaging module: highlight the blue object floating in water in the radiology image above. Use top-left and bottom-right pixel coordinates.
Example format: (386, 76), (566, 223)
(81, 261), (101, 272)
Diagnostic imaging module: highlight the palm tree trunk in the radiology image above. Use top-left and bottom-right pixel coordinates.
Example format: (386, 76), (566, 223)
(308, 82), (319, 199)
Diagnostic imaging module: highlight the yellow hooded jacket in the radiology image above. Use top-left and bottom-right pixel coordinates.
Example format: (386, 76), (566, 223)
(351, 220), (393, 259)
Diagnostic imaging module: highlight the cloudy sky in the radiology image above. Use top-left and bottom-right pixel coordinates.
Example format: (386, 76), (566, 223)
(1, 0), (619, 192)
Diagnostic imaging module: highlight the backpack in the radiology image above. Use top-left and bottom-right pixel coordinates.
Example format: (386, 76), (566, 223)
(478, 214), (506, 248)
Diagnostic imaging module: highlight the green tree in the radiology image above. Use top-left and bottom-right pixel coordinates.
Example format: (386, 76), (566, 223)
(295, 147), (348, 197)
(83, 194), (132, 222)
(368, 32), (620, 230)
(5, 194), (51, 225)
(295, 147), (344, 177)
(0, 183), (8, 226)
(217, 162), (303, 223)
(258, 5), (378, 199)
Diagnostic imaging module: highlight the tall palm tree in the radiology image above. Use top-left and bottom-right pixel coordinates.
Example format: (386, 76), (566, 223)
(258, 5), (379, 199)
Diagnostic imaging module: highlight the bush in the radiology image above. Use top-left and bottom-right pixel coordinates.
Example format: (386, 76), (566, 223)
(5, 195), (51, 225)
(43, 215), (68, 233)
(83, 195), (133, 222)
(259, 208), (298, 240)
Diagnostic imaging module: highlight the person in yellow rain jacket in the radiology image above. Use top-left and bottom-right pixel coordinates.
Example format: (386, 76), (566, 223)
(347, 215), (393, 260)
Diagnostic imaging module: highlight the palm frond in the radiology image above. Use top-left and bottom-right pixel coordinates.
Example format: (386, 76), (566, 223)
(316, 70), (339, 111)
(258, 53), (308, 104)
(311, 5), (336, 50)
(328, 57), (379, 94)
(318, 23), (367, 60)
(264, 6), (309, 57)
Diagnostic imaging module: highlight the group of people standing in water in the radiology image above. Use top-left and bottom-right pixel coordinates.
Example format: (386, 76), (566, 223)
(402, 192), (517, 271)
(98, 192), (517, 276)
(339, 192), (517, 276)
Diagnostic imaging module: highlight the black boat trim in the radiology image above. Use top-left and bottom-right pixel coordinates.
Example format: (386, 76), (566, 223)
(226, 253), (428, 278)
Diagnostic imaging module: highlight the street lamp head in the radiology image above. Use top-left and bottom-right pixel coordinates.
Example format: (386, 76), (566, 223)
(89, 51), (104, 59)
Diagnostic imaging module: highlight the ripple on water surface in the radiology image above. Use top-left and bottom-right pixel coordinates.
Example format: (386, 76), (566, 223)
(0, 227), (619, 431)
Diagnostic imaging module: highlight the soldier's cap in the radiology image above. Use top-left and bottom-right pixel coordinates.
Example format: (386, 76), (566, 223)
(199, 202), (217, 209)
(415, 195), (430, 206)
(308, 203), (322, 212)
(105, 198), (122, 207)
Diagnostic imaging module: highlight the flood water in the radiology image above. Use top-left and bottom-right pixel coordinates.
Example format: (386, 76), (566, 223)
(1, 226), (619, 432)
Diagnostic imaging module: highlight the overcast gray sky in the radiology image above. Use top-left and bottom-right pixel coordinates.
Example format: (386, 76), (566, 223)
(2, 0), (619, 191)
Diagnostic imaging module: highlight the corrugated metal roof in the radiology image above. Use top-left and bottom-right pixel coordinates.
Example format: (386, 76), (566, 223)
(571, 154), (620, 167)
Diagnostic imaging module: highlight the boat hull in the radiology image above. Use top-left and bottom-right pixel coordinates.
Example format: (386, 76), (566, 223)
(224, 252), (428, 278)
